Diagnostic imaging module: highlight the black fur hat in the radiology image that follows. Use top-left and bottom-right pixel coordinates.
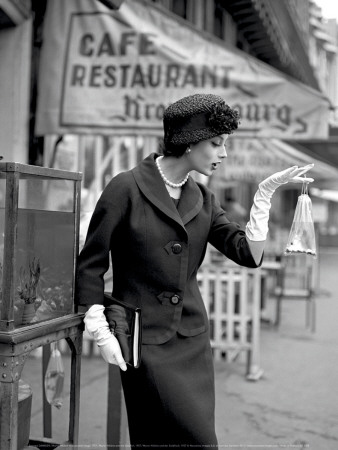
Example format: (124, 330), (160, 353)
(163, 93), (240, 147)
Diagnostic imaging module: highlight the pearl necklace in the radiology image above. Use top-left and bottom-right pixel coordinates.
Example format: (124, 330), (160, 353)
(155, 156), (190, 189)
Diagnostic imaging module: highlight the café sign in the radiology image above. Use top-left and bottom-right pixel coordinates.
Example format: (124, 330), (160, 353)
(36, 0), (329, 139)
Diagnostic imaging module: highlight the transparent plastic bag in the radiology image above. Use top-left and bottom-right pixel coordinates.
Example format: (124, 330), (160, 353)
(284, 182), (316, 258)
(44, 342), (65, 409)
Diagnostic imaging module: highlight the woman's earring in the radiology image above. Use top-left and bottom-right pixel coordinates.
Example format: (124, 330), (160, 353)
(186, 147), (191, 154)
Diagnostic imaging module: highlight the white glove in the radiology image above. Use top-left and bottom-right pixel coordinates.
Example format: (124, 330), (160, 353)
(246, 164), (314, 241)
(84, 304), (127, 371)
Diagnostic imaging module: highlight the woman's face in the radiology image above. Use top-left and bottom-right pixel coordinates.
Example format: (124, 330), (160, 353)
(188, 134), (229, 176)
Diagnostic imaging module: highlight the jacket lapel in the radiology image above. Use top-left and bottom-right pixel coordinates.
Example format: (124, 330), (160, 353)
(132, 153), (203, 229)
(177, 177), (203, 226)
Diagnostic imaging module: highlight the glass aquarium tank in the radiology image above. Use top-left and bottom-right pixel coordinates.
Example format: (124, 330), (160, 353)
(0, 162), (82, 331)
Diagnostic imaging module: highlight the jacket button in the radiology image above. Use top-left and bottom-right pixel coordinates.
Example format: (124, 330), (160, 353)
(172, 243), (182, 254)
(170, 295), (180, 305)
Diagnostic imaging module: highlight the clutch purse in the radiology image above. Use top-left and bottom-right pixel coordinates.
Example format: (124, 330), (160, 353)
(103, 293), (142, 369)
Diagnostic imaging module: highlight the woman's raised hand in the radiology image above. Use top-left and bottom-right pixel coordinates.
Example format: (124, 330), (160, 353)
(266, 164), (314, 185)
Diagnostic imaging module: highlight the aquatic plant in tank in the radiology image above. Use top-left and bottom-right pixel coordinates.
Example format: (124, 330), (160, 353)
(16, 257), (41, 325)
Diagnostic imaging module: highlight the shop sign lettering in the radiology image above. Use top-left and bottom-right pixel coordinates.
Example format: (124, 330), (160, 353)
(36, 0), (328, 138)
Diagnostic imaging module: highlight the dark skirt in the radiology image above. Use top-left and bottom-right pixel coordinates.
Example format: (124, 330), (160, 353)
(120, 331), (218, 449)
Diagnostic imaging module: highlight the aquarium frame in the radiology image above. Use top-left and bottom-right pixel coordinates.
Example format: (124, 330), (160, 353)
(1, 171), (19, 330)
(0, 163), (82, 332)
(0, 162), (82, 180)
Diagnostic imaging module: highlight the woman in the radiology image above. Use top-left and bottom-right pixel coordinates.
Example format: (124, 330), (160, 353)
(76, 93), (313, 448)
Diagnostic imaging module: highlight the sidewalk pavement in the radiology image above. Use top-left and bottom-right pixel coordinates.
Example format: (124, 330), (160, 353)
(23, 250), (338, 450)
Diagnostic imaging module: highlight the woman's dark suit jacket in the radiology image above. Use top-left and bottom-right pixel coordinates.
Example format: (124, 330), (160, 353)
(76, 153), (261, 345)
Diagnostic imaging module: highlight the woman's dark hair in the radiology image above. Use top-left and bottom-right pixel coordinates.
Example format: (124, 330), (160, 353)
(160, 140), (188, 158)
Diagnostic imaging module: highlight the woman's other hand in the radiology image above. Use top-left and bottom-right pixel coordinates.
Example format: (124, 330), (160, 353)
(84, 304), (127, 371)
(98, 334), (127, 371)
